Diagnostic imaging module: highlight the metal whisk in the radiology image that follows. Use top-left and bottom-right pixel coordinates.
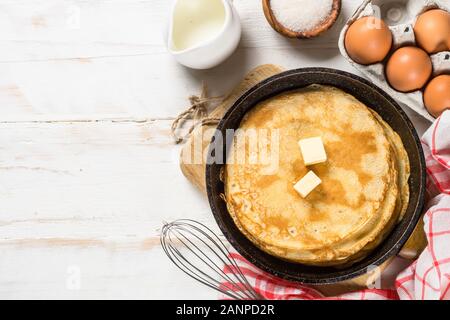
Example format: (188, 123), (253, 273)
(160, 219), (263, 300)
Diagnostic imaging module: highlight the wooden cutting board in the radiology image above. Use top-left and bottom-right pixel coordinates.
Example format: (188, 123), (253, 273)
(179, 64), (426, 296)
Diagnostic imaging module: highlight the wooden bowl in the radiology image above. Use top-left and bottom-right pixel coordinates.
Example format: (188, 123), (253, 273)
(262, 0), (342, 38)
(205, 68), (426, 284)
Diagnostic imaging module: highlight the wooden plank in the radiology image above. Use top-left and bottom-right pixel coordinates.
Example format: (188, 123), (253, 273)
(0, 120), (221, 243)
(0, 0), (166, 62)
(0, 47), (358, 118)
(0, 245), (218, 299)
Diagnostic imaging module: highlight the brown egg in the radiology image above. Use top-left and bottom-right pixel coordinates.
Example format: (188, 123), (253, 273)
(414, 9), (450, 54)
(386, 47), (432, 92)
(345, 16), (393, 65)
(424, 75), (450, 118)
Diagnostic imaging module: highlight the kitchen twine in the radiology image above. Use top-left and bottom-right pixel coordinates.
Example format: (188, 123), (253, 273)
(219, 110), (450, 300)
(171, 82), (222, 144)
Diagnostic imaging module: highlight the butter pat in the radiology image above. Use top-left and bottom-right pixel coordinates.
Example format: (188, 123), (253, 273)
(294, 171), (322, 198)
(298, 136), (327, 166)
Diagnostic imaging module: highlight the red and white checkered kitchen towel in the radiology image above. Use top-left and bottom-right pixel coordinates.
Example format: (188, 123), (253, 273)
(223, 110), (450, 300)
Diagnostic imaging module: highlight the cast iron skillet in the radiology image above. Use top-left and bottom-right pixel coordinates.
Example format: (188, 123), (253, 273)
(206, 68), (426, 284)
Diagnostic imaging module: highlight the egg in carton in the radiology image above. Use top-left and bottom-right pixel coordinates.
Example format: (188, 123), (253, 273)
(338, 0), (450, 122)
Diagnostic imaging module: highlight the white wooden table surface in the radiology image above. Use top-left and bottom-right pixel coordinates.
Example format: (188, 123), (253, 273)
(0, 0), (431, 299)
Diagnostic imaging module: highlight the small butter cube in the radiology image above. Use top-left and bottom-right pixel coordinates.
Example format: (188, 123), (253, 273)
(294, 171), (322, 198)
(298, 137), (327, 166)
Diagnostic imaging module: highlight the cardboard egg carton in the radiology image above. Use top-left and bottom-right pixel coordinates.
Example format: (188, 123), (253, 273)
(338, 0), (450, 122)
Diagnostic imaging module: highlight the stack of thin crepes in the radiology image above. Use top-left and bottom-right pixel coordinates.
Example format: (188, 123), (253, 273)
(224, 85), (410, 266)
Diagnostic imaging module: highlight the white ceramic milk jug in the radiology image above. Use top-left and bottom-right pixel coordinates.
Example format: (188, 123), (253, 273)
(166, 0), (242, 69)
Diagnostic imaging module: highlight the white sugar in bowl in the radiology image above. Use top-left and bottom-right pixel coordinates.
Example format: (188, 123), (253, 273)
(166, 0), (241, 70)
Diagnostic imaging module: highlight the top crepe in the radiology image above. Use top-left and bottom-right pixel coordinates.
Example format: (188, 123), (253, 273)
(224, 85), (409, 266)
